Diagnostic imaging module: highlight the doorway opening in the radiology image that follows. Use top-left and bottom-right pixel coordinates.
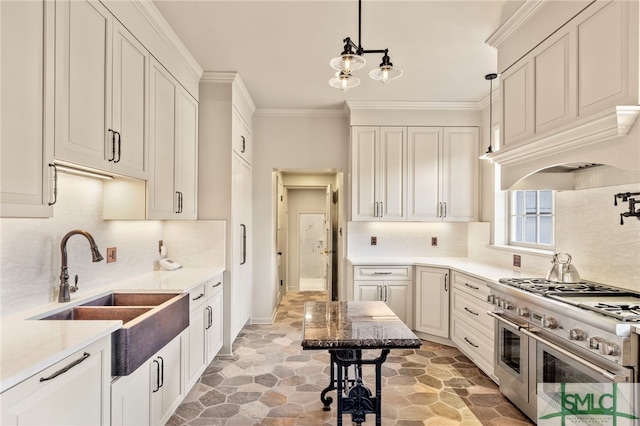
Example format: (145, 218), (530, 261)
(274, 170), (343, 305)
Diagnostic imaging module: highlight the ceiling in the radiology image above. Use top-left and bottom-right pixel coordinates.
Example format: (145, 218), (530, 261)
(153, 0), (511, 111)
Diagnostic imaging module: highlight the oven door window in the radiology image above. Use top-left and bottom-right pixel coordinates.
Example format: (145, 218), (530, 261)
(498, 323), (525, 381)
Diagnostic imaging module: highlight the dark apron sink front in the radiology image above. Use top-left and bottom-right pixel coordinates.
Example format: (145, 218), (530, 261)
(39, 292), (189, 376)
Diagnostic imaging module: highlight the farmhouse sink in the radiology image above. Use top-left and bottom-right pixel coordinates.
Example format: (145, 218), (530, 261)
(39, 292), (189, 376)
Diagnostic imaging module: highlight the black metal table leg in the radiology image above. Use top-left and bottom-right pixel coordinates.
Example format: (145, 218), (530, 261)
(324, 348), (390, 426)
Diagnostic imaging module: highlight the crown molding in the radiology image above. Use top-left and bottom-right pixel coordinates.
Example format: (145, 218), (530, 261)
(254, 108), (347, 118)
(132, 0), (203, 77)
(200, 72), (256, 113)
(345, 100), (482, 111)
(485, 0), (548, 48)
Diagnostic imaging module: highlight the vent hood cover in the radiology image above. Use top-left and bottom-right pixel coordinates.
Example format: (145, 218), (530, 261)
(490, 110), (640, 190)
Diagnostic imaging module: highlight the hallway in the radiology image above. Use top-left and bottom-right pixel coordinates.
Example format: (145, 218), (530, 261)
(168, 292), (532, 425)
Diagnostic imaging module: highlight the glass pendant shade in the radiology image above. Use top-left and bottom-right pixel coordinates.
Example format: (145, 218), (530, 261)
(329, 71), (360, 92)
(369, 65), (403, 83)
(330, 54), (366, 73)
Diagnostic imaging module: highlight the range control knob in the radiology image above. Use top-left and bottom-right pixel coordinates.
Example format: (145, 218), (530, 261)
(588, 337), (604, 349)
(503, 301), (514, 310)
(487, 295), (495, 304)
(569, 329), (585, 341)
(516, 307), (529, 317)
(542, 317), (558, 329)
(496, 298), (504, 308)
(599, 342), (619, 356)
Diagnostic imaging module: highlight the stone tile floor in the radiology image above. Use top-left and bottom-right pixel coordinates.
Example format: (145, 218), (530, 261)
(168, 291), (533, 425)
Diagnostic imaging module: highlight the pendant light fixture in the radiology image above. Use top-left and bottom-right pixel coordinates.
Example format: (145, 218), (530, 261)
(329, 0), (402, 91)
(480, 73), (498, 162)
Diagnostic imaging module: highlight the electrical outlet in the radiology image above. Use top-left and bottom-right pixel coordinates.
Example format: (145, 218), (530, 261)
(513, 254), (521, 268)
(107, 247), (117, 263)
(431, 237), (438, 246)
(371, 236), (377, 246)
(158, 240), (163, 254)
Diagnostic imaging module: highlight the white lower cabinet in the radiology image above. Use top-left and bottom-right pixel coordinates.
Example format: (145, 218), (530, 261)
(353, 266), (413, 326)
(1, 336), (111, 425)
(450, 271), (495, 380)
(185, 275), (224, 392)
(414, 266), (450, 338)
(111, 332), (185, 426)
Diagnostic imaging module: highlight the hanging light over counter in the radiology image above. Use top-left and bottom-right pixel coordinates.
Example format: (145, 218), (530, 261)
(329, 0), (402, 91)
(480, 73), (498, 162)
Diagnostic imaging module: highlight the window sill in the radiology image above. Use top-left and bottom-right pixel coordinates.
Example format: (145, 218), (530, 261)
(486, 244), (554, 258)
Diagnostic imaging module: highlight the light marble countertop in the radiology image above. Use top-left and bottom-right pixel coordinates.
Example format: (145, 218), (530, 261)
(0, 265), (224, 393)
(347, 256), (541, 283)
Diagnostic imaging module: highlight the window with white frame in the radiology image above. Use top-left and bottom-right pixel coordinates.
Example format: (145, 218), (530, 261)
(509, 190), (554, 248)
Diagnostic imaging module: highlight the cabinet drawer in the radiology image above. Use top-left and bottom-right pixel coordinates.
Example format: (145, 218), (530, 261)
(451, 289), (494, 338)
(451, 315), (494, 378)
(206, 275), (223, 298)
(451, 271), (490, 301)
(354, 266), (412, 280)
(189, 284), (207, 312)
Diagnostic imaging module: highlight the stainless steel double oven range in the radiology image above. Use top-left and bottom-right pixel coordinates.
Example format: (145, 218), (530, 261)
(488, 278), (639, 421)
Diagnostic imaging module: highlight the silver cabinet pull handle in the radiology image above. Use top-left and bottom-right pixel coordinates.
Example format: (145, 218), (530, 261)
(444, 274), (448, 291)
(40, 352), (90, 382)
(48, 163), (58, 206)
(443, 202), (447, 217)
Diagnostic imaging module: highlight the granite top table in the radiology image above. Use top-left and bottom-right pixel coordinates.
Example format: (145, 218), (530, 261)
(301, 301), (421, 425)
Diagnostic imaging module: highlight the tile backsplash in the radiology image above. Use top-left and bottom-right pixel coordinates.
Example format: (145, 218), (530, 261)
(0, 173), (225, 316)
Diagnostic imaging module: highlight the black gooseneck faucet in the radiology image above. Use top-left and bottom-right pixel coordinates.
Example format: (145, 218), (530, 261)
(59, 230), (103, 302)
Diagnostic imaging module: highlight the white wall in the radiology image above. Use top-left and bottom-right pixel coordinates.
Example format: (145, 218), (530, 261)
(286, 188), (325, 290)
(469, 183), (640, 291)
(347, 222), (468, 258)
(0, 173), (225, 317)
(251, 113), (348, 322)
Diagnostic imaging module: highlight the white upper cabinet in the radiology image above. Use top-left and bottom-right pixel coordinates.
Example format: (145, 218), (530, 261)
(496, 0), (639, 151)
(233, 109), (252, 164)
(147, 59), (198, 220)
(54, 0), (148, 179)
(1, 0), (55, 218)
(351, 126), (406, 221)
(407, 127), (478, 222)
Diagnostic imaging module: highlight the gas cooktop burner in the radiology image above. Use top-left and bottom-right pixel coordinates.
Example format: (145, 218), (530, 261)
(582, 302), (640, 322)
(498, 278), (623, 295)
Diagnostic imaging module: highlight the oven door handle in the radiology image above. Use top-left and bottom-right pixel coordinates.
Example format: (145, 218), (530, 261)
(487, 310), (623, 383)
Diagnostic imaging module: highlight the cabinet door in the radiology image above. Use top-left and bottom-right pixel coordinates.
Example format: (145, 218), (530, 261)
(231, 154), (252, 339)
(501, 59), (534, 148)
(111, 362), (151, 426)
(577, 0), (634, 117)
(233, 110), (252, 164)
(407, 127), (441, 221)
(1, 0), (54, 218)
(111, 21), (148, 179)
(378, 127), (406, 221)
(351, 127), (378, 221)
(54, 0), (112, 169)
(1, 337), (110, 426)
(534, 28), (574, 134)
(207, 287), (224, 362)
(384, 283), (411, 325)
(415, 267), (449, 338)
(148, 59), (177, 219)
(175, 88), (198, 219)
(186, 306), (206, 391)
(441, 127), (478, 222)
(355, 281), (381, 302)
(150, 334), (184, 426)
